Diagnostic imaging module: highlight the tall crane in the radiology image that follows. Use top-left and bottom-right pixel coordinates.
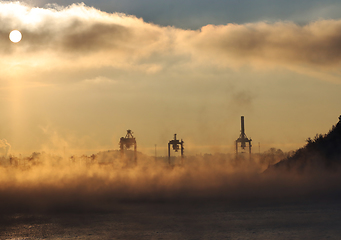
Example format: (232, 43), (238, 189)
(119, 129), (137, 164)
(235, 116), (252, 157)
(168, 134), (184, 165)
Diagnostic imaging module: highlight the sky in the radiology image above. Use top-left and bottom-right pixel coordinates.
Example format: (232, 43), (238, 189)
(1, 0), (341, 156)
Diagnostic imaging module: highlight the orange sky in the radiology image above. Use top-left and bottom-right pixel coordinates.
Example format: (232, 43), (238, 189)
(0, 2), (341, 156)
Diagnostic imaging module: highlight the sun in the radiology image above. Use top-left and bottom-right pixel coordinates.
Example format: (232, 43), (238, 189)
(9, 30), (22, 43)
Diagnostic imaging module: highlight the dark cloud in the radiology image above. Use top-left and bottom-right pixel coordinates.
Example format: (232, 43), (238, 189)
(13, 17), (143, 54)
(60, 22), (131, 52)
(191, 21), (341, 70)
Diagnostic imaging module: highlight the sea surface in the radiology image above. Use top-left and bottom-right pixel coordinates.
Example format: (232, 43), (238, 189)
(0, 200), (340, 240)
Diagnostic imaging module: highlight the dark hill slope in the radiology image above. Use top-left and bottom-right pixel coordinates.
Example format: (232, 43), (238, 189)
(267, 115), (341, 174)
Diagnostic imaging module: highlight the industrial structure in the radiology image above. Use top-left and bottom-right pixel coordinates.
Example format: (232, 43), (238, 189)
(119, 130), (137, 164)
(235, 116), (252, 157)
(168, 134), (184, 165)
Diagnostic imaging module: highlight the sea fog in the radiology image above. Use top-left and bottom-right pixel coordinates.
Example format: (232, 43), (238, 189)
(0, 151), (340, 239)
(0, 151), (340, 214)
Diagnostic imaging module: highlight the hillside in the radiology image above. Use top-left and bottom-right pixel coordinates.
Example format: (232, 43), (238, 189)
(266, 115), (341, 174)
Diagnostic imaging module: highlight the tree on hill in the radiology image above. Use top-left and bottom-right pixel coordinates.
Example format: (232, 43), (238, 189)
(266, 115), (341, 174)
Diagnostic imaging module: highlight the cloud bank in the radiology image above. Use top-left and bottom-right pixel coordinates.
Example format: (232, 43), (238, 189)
(1, 1), (341, 82)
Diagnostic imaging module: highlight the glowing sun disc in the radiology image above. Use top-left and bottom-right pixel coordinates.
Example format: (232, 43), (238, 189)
(9, 30), (22, 43)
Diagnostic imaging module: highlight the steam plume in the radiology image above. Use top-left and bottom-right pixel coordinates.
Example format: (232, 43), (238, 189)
(0, 139), (11, 157)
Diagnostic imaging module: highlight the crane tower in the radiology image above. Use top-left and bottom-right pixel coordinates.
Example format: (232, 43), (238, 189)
(168, 134), (184, 165)
(235, 116), (252, 157)
(119, 129), (137, 164)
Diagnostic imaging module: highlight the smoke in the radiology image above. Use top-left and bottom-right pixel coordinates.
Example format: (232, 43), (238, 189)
(0, 151), (340, 214)
(1, 1), (341, 81)
(0, 139), (11, 157)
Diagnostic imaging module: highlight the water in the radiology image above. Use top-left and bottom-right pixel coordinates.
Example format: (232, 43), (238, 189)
(1, 200), (340, 239)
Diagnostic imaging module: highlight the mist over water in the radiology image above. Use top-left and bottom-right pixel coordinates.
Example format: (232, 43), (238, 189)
(0, 151), (340, 214)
